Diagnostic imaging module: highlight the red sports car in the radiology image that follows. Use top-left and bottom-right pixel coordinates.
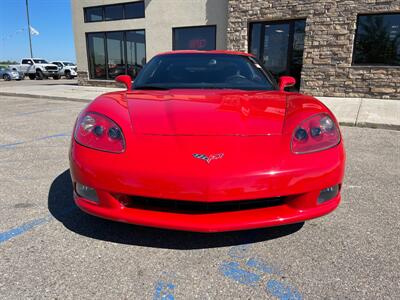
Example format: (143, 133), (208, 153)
(69, 51), (345, 232)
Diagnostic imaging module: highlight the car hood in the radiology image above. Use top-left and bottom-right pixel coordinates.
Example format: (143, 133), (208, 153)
(125, 89), (287, 136)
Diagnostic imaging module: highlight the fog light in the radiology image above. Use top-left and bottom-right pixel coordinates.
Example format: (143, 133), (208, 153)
(76, 183), (99, 203)
(318, 185), (339, 204)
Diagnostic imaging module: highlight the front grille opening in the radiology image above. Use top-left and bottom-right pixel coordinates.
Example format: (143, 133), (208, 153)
(121, 196), (285, 214)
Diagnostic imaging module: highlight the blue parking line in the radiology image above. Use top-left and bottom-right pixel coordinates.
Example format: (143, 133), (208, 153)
(266, 280), (303, 300)
(153, 280), (175, 300)
(0, 133), (70, 149)
(246, 257), (280, 275)
(36, 133), (70, 140)
(16, 109), (50, 116)
(0, 141), (25, 149)
(0, 216), (52, 244)
(219, 261), (261, 286)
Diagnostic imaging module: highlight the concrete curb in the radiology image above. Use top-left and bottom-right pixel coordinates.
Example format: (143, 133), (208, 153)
(355, 121), (400, 131)
(1, 92), (399, 131)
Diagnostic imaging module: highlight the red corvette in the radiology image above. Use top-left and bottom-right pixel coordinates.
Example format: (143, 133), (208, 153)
(69, 51), (345, 232)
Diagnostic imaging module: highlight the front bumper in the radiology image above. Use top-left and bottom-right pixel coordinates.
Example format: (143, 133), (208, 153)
(8, 72), (23, 80)
(70, 135), (345, 232)
(43, 70), (59, 76)
(68, 69), (77, 76)
(74, 191), (340, 232)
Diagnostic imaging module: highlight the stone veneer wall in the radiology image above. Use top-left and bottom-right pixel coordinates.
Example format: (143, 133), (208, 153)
(77, 71), (120, 88)
(227, 0), (400, 99)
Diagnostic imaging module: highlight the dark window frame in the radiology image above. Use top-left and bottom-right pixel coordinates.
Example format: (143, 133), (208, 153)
(172, 25), (217, 51)
(352, 12), (400, 67)
(84, 1), (145, 23)
(86, 29), (147, 81)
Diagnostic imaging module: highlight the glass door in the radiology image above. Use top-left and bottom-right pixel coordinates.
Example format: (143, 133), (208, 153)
(249, 20), (306, 90)
(263, 23), (290, 79)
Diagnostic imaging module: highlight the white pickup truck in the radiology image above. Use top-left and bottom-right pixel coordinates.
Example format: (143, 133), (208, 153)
(51, 61), (77, 79)
(10, 58), (60, 80)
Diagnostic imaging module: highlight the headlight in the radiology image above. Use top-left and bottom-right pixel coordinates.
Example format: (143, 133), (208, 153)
(291, 113), (340, 154)
(74, 112), (125, 153)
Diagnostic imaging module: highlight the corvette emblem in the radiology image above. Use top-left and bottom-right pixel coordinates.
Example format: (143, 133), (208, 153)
(193, 153), (224, 164)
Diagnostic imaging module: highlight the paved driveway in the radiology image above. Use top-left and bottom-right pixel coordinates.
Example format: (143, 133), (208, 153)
(0, 96), (399, 299)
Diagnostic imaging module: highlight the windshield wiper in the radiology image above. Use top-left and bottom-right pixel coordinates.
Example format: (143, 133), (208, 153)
(134, 85), (170, 90)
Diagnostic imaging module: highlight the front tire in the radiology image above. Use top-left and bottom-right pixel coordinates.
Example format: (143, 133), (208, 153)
(28, 74), (36, 80)
(3, 74), (11, 81)
(36, 70), (44, 80)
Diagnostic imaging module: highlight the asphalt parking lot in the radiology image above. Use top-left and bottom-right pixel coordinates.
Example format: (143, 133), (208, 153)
(0, 95), (399, 299)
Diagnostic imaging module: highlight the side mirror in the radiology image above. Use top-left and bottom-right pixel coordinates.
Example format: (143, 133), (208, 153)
(115, 75), (132, 90)
(278, 76), (296, 91)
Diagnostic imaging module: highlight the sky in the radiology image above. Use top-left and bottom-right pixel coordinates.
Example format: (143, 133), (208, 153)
(0, 0), (76, 62)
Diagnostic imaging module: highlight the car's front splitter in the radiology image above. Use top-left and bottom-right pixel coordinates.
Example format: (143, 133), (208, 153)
(73, 190), (341, 232)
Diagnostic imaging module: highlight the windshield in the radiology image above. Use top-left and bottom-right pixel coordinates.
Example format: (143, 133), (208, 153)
(133, 54), (275, 91)
(33, 59), (49, 64)
(63, 62), (75, 66)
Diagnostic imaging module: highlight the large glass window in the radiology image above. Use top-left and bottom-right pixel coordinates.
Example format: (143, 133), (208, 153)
(107, 32), (125, 79)
(263, 23), (290, 77)
(87, 33), (106, 79)
(173, 26), (216, 50)
(104, 5), (124, 21)
(87, 30), (146, 80)
(85, 7), (103, 22)
(124, 2), (145, 19)
(353, 13), (400, 66)
(84, 2), (144, 23)
(249, 23), (262, 58)
(126, 31), (146, 78)
(249, 19), (306, 90)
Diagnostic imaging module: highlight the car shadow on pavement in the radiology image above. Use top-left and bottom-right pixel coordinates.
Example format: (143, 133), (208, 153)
(48, 170), (304, 250)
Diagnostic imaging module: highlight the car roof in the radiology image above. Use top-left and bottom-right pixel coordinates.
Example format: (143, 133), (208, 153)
(156, 50), (255, 57)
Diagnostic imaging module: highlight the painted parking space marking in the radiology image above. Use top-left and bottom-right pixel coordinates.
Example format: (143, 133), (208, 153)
(246, 257), (280, 275)
(0, 141), (25, 149)
(266, 280), (302, 300)
(153, 272), (176, 300)
(36, 133), (70, 140)
(220, 261), (261, 285)
(0, 206), (78, 245)
(0, 132), (70, 149)
(220, 243), (303, 299)
(0, 215), (52, 244)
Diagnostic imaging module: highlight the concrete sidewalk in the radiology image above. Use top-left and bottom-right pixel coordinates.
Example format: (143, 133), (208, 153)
(0, 80), (120, 103)
(0, 81), (399, 130)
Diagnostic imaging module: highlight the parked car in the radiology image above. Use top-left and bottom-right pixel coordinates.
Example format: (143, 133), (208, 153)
(10, 58), (60, 80)
(51, 61), (77, 79)
(0, 66), (24, 81)
(69, 50), (346, 233)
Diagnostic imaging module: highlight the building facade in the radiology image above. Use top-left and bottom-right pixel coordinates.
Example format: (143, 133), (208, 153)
(227, 0), (400, 99)
(72, 0), (400, 99)
(71, 0), (229, 86)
